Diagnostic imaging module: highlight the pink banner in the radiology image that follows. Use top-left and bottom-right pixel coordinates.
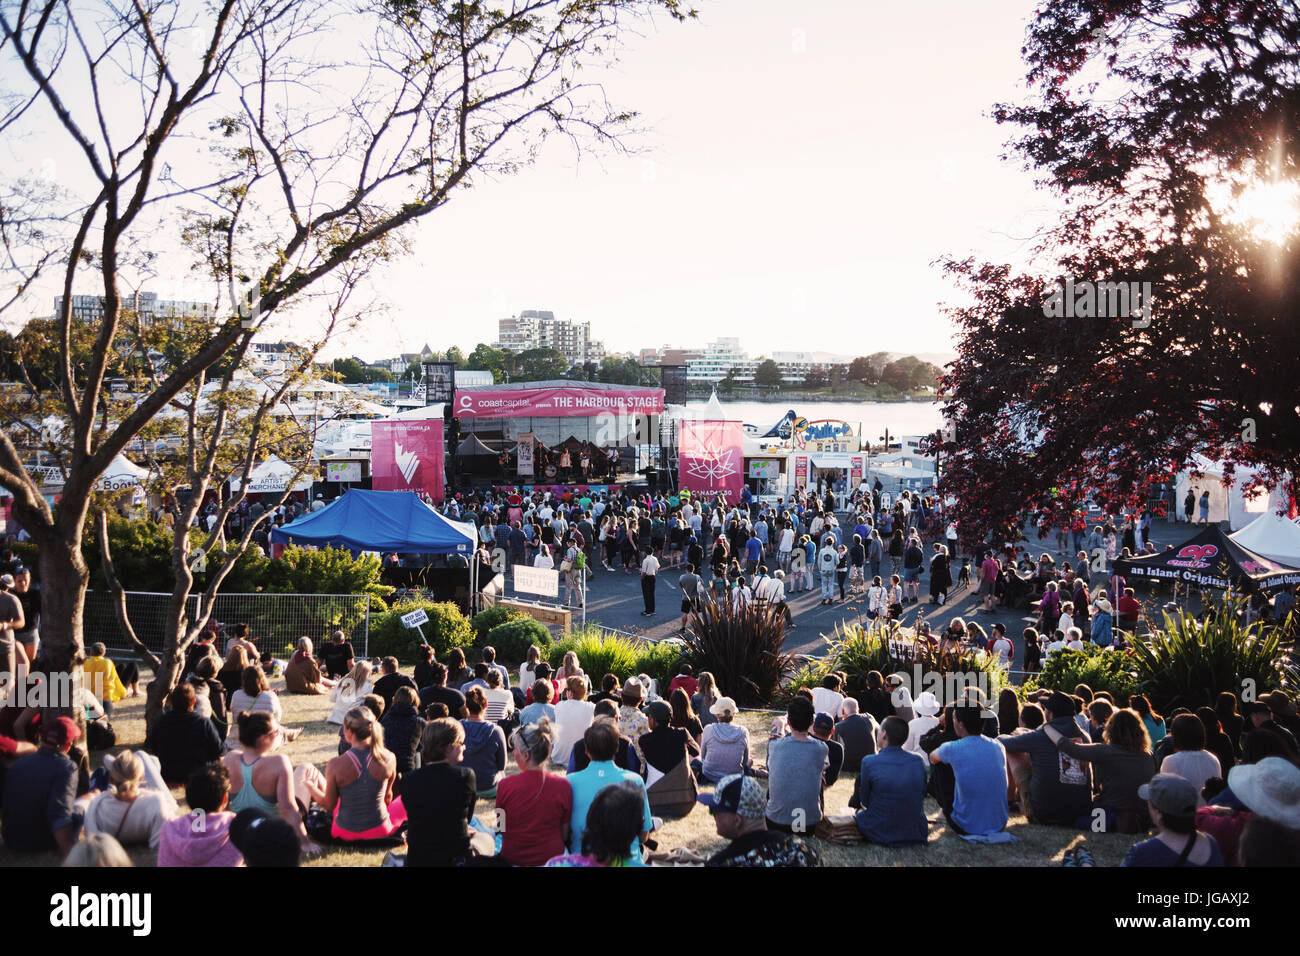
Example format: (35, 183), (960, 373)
(679, 420), (744, 500)
(454, 385), (664, 418)
(371, 420), (445, 503)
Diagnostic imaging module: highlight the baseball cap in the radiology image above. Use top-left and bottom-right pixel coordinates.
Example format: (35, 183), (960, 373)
(43, 715), (79, 747)
(710, 696), (737, 717)
(1138, 774), (1198, 817)
(645, 701), (671, 724)
(698, 773), (766, 819)
(230, 808), (302, 866)
(812, 712), (835, 733)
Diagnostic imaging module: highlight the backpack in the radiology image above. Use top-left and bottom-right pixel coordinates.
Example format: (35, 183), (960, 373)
(573, 550), (586, 571)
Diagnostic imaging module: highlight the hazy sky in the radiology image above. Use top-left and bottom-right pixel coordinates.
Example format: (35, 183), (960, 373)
(356, 0), (1057, 363)
(11, 0), (1064, 363)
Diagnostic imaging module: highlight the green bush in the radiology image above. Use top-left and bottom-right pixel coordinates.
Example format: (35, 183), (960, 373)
(370, 599), (473, 664)
(1030, 645), (1140, 704)
(471, 605), (527, 644)
(684, 597), (794, 707)
(1130, 601), (1298, 711)
(545, 628), (687, 689)
(485, 618), (551, 667)
(263, 545), (394, 600)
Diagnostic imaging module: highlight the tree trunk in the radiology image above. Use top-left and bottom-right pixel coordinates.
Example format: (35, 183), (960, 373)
(35, 525), (90, 732)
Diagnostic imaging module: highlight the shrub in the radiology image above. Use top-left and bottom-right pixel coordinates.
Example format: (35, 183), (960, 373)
(485, 617), (552, 667)
(1130, 601), (1298, 711)
(1031, 645), (1140, 704)
(471, 605), (527, 644)
(369, 599), (473, 664)
(684, 597), (794, 707)
(262, 545), (394, 600)
(544, 628), (687, 688)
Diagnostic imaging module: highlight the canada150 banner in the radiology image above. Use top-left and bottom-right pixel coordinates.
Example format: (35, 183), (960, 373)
(371, 420), (445, 503)
(679, 420), (743, 500)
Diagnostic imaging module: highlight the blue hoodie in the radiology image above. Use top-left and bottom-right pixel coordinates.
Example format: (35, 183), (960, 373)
(460, 719), (507, 791)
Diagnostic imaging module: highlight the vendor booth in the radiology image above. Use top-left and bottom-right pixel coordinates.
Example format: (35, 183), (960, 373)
(1230, 513), (1300, 568)
(271, 489), (480, 609)
(1112, 525), (1300, 593)
(1174, 456), (1293, 530)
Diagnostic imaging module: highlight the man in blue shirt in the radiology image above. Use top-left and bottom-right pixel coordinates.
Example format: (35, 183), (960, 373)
(744, 531), (763, 575)
(567, 719), (653, 864)
(850, 716), (928, 845)
(933, 706), (1009, 836)
(1, 716), (81, 857)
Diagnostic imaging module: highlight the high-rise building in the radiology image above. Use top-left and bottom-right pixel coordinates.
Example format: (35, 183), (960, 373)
(55, 291), (216, 326)
(496, 309), (594, 366)
(685, 338), (756, 383)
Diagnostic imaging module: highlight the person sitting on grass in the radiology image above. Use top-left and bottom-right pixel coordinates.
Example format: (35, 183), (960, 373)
(148, 683), (224, 787)
(692, 696), (752, 783)
(546, 781), (651, 868)
(327, 660), (374, 725)
(851, 716), (928, 846)
(702, 772), (820, 867)
(765, 695), (828, 835)
(372, 656), (419, 712)
(418, 662), (466, 720)
(157, 763), (243, 867)
(640, 700), (699, 818)
(565, 720), (654, 864)
(496, 719), (573, 867)
(1042, 706), (1154, 833)
(82, 750), (179, 851)
(381, 686), (425, 784)
(228, 665), (301, 747)
(1, 715), (82, 858)
(285, 637), (333, 695)
(322, 706), (406, 843)
(999, 691), (1092, 826)
(401, 718), (477, 866)
(460, 686), (508, 800)
(221, 711), (322, 856)
(932, 704), (1009, 836)
(569, 700), (641, 774)
(1122, 773), (1224, 867)
(520, 679), (557, 726)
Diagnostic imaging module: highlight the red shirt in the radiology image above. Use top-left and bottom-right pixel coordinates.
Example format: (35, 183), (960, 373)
(980, 558), (1000, 583)
(1117, 595), (1141, 619)
(668, 676), (698, 698)
(494, 770), (573, 867)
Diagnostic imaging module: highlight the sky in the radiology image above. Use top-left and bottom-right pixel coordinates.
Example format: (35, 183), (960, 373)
(9, 0), (1063, 364)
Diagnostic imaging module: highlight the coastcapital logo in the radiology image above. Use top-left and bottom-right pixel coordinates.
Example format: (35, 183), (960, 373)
(50, 886), (151, 936)
(457, 394), (476, 415)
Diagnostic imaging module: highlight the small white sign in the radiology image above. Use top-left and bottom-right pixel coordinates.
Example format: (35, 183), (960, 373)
(514, 564), (559, 598)
(400, 608), (429, 629)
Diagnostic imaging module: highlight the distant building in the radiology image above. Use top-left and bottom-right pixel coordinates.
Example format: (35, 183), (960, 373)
(686, 338), (756, 383)
(55, 291), (215, 326)
(496, 309), (594, 366)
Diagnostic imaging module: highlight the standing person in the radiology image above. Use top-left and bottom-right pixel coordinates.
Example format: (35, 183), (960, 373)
(979, 551), (1000, 613)
(1199, 490), (1211, 525)
(817, 535), (838, 605)
(765, 696), (828, 835)
(678, 563), (701, 634)
(929, 544), (952, 606)
(902, 535), (924, 604)
(0, 574), (25, 687)
(1184, 488), (1196, 524)
(10, 567), (39, 665)
(640, 547), (659, 616)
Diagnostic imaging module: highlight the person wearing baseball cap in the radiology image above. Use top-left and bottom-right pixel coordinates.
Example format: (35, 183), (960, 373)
(1122, 773), (1224, 867)
(0, 715), (81, 857)
(699, 773), (819, 867)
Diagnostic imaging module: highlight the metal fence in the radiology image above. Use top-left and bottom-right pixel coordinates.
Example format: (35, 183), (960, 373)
(83, 591), (373, 662)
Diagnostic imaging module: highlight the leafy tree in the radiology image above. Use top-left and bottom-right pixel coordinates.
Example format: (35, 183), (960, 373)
(0, 0), (696, 716)
(444, 346), (466, 367)
(802, 365), (829, 389)
(597, 356), (649, 385)
(848, 356), (877, 384)
(516, 347), (569, 381)
(939, 0), (1300, 541)
(754, 358), (784, 387)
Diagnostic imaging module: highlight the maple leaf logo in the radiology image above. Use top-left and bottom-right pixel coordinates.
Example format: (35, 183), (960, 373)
(394, 440), (420, 485)
(686, 447), (737, 484)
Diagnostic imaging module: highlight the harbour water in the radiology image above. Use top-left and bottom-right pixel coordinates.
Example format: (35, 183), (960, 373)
(683, 398), (944, 441)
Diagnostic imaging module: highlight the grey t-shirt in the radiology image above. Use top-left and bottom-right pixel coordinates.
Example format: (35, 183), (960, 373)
(0, 591), (21, 648)
(765, 734), (828, 828)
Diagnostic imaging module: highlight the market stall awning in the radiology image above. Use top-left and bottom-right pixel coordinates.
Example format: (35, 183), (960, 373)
(270, 489), (475, 553)
(1113, 524), (1300, 592)
(231, 455), (314, 494)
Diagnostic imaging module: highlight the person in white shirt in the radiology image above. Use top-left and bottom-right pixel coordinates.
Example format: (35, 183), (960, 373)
(82, 750), (180, 850)
(811, 674), (845, 719)
(640, 549), (660, 616)
(1043, 629), (1068, 661)
(483, 669), (515, 722)
(533, 546), (554, 569)
(1065, 626), (1086, 651)
(550, 677), (596, 765)
(777, 525), (795, 572)
(865, 575), (888, 623)
(1057, 602), (1075, 635)
(990, 623), (1013, 665)
(903, 692), (941, 754)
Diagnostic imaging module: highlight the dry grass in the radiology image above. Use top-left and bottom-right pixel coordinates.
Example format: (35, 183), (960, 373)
(1, 665), (1144, 867)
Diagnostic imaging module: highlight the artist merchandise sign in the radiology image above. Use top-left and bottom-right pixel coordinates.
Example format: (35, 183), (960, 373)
(455, 386), (664, 418)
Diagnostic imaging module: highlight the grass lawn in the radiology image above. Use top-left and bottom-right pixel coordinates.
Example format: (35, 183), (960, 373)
(1, 664), (1145, 867)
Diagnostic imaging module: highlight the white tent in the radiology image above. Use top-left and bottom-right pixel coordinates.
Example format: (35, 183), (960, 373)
(232, 455), (314, 494)
(1230, 513), (1300, 567)
(98, 453), (150, 492)
(1174, 457), (1291, 530)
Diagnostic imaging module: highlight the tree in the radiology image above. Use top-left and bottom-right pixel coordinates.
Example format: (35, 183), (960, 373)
(881, 356), (940, 391)
(754, 358), (783, 388)
(938, 0), (1300, 542)
(596, 356), (649, 385)
(802, 365), (829, 390)
(444, 346), (466, 367)
(848, 356), (876, 384)
(516, 347), (569, 382)
(0, 0), (695, 714)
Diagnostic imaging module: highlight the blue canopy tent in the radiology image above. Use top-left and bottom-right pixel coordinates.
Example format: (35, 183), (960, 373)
(271, 490), (481, 607)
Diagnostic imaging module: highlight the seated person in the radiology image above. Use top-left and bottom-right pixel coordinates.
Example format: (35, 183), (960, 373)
(319, 630), (356, 680)
(82, 750), (180, 850)
(998, 691), (1092, 825)
(932, 705), (1009, 836)
(221, 711), (322, 855)
(570, 700), (641, 774)
(322, 706), (406, 842)
(372, 657), (419, 712)
(147, 683), (224, 787)
(380, 686), (425, 781)
(833, 698), (879, 775)
(460, 687), (508, 799)
(82, 643), (127, 715)
(701, 773), (820, 867)
(810, 713), (845, 787)
(189, 656), (229, 738)
(765, 696), (828, 835)
(1, 715), (81, 857)
(401, 718), (477, 867)
(157, 763), (243, 867)
(692, 696), (752, 783)
(418, 662), (466, 719)
(496, 719), (573, 867)
(851, 716), (928, 845)
(1123, 774), (1224, 867)
(284, 637), (333, 695)
(639, 700), (699, 818)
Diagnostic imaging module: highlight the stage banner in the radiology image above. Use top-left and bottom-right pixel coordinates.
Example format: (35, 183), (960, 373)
(679, 420), (743, 500)
(517, 433), (535, 477)
(371, 419), (445, 503)
(454, 385), (664, 419)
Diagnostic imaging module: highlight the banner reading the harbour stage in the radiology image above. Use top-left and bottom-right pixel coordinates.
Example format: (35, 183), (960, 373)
(679, 420), (743, 500)
(371, 419), (445, 503)
(454, 385), (664, 418)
